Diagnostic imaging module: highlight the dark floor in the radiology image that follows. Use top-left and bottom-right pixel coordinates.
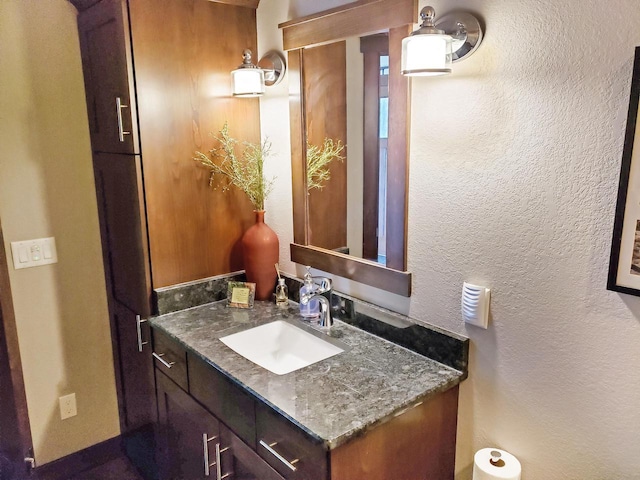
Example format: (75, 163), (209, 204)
(66, 456), (144, 480)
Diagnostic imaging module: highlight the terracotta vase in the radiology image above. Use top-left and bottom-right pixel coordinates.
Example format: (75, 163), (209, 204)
(242, 210), (279, 301)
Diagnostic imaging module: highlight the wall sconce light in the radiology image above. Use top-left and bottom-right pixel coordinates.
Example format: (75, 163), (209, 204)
(401, 6), (483, 76)
(231, 49), (286, 97)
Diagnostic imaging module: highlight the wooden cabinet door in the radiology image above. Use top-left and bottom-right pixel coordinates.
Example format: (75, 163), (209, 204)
(112, 300), (156, 431)
(93, 152), (151, 317)
(219, 424), (285, 480)
(188, 353), (257, 449)
(112, 300), (158, 480)
(156, 372), (220, 480)
(77, 0), (139, 154)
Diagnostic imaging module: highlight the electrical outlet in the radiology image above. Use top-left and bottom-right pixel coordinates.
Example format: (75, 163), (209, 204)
(59, 393), (77, 420)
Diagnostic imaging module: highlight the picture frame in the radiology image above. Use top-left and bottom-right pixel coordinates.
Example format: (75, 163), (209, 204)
(226, 281), (256, 309)
(608, 47), (640, 295)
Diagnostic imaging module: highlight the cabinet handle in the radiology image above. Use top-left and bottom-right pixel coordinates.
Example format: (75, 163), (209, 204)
(202, 434), (218, 477)
(152, 352), (175, 369)
(136, 315), (148, 352)
(115, 97), (131, 142)
(259, 440), (299, 472)
(215, 443), (232, 480)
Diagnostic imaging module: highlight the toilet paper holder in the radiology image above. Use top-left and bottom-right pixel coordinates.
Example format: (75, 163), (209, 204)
(473, 447), (521, 480)
(489, 450), (505, 467)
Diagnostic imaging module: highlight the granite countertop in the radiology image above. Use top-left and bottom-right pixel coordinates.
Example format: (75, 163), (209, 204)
(150, 300), (464, 450)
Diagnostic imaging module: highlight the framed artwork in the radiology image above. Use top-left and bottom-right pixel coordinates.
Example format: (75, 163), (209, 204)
(227, 281), (256, 309)
(608, 47), (640, 295)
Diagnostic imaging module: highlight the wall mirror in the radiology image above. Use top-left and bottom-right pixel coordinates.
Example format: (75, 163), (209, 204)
(280, 0), (415, 296)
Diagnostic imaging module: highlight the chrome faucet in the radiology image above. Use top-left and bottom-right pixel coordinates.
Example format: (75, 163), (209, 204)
(300, 277), (333, 328)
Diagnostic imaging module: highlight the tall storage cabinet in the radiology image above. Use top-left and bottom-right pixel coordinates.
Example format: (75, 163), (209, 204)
(74, 0), (261, 476)
(78, 3), (156, 475)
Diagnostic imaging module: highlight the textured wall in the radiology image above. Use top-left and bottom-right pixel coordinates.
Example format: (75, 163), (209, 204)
(0, 0), (120, 465)
(259, 0), (640, 478)
(409, 1), (640, 478)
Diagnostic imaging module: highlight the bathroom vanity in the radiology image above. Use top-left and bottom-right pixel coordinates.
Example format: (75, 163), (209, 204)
(150, 300), (466, 480)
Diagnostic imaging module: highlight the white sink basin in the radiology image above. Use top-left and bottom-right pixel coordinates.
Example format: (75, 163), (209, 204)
(219, 320), (345, 375)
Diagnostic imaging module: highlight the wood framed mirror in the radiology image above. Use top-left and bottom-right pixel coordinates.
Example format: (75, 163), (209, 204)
(280, 0), (416, 296)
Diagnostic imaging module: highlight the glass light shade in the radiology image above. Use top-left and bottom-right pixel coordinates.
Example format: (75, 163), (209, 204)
(401, 33), (452, 76)
(231, 68), (265, 97)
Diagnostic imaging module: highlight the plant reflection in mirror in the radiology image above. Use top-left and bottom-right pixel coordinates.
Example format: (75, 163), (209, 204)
(306, 138), (345, 192)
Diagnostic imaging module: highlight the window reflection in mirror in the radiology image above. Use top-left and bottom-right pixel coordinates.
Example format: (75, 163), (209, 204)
(375, 53), (389, 264)
(306, 34), (391, 266)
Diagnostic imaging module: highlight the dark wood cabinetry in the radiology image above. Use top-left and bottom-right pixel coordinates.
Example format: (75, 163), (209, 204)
(111, 301), (158, 480)
(91, 132), (156, 477)
(92, 153), (150, 316)
(156, 370), (285, 480)
(153, 331), (285, 480)
(111, 301), (155, 431)
(78, 0), (261, 295)
(152, 330), (189, 392)
(188, 353), (257, 449)
(255, 402), (328, 480)
(78, 0), (139, 155)
(152, 327), (459, 480)
(156, 372), (220, 480)
(76, 0), (261, 475)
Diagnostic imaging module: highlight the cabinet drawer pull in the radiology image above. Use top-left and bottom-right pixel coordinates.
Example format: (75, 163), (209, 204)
(115, 97), (131, 142)
(202, 434), (218, 477)
(152, 352), (175, 369)
(136, 315), (148, 352)
(215, 443), (233, 480)
(259, 440), (299, 472)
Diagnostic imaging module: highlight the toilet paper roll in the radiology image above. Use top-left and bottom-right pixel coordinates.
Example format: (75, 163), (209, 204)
(472, 448), (521, 480)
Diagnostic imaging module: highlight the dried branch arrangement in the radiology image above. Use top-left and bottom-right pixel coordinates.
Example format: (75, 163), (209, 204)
(194, 123), (275, 211)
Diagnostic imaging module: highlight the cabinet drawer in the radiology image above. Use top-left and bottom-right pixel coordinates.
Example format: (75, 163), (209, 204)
(219, 423), (285, 480)
(152, 329), (188, 391)
(256, 402), (328, 480)
(188, 353), (256, 448)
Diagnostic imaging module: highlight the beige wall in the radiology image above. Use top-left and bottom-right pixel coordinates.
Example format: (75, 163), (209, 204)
(0, 0), (120, 465)
(259, 0), (640, 478)
(257, 0), (296, 275)
(345, 36), (364, 259)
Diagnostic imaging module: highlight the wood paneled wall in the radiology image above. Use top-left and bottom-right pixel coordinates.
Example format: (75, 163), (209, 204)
(129, 0), (261, 288)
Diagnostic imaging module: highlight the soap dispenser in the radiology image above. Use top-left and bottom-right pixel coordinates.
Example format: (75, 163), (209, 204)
(275, 278), (288, 307)
(299, 266), (319, 318)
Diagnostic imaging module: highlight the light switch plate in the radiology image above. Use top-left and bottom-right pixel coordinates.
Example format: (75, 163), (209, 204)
(10, 237), (58, 270)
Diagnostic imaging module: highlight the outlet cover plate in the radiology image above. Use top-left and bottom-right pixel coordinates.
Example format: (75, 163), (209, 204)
(59, 393), (77, 420)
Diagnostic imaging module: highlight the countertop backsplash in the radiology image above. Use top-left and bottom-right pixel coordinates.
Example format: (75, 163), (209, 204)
(153, 271), (468, 376)
(154, 271), (246, 315)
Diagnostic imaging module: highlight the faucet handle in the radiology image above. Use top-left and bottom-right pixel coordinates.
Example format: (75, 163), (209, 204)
(318, 297), (333, 328)
(313, 277), (332, 293)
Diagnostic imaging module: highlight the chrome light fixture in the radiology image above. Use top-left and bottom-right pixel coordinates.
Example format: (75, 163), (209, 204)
(258, 51), (286, 88)
(401, 6), (483, 77)
(231, 50), (286, 97)
(231, 50), (264, 97)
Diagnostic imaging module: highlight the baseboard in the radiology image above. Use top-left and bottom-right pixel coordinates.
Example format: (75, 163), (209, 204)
(30, 436), (122, 480)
